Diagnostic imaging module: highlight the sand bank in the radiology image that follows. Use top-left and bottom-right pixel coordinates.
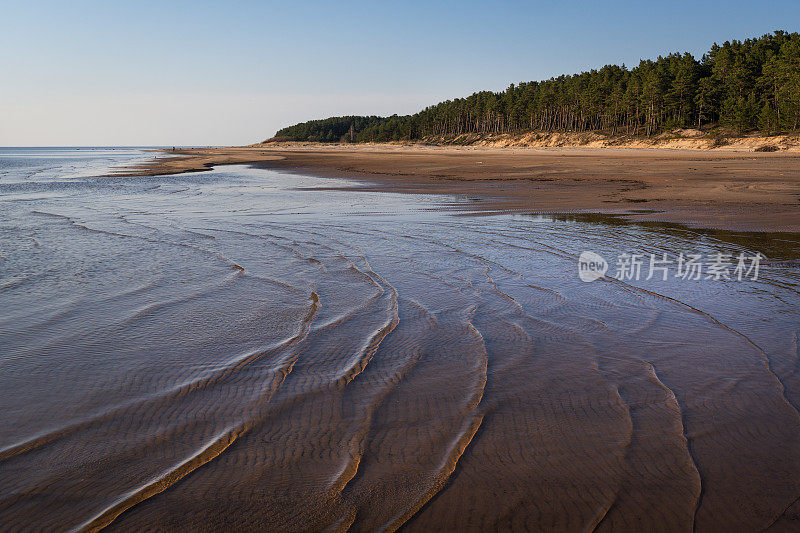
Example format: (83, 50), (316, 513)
(122, 144), (800, 232)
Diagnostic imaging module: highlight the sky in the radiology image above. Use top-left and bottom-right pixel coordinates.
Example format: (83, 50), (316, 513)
(1, 0), (798, 146)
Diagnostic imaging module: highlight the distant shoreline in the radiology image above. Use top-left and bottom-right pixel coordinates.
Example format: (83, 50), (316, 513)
(119, 143), (800, 233)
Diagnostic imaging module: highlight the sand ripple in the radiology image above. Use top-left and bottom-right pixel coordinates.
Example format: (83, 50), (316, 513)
(2, 167), (800, 531)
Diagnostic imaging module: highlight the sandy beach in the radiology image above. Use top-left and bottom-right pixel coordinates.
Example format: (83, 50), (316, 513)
(3, 147), (800, 531)
(125, 144), (800, 232)
(6, 2), (800, 530)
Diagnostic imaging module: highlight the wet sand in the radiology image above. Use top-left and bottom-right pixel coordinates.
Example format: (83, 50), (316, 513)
(126, 144), (800, 232)
(3, 150), (800, 532)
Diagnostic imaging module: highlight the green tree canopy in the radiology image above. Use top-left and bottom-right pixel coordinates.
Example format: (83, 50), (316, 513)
(274, 31), (800, 142)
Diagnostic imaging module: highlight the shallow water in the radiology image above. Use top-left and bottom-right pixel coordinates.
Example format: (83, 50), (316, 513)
(2, 149), (800, 531)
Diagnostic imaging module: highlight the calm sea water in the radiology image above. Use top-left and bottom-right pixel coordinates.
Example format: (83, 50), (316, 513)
(1, 148), (800, 531)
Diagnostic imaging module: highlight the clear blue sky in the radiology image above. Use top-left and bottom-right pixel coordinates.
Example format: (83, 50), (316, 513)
(1, 0), (797, 146)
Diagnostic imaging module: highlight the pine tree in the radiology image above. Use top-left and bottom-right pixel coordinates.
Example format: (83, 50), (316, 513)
(275, 32), (800, 142)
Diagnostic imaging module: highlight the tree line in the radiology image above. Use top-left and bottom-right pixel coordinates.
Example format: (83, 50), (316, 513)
(273, 31), (800, 143)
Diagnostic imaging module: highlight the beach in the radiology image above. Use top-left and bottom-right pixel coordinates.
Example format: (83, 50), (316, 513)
(6, 0), (800, 529)
(126, 144), (800, 232)
(1, 147), (800, 531)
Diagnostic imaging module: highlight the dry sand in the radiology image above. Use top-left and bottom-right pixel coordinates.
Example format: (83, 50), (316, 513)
(416, 129), (800, 151)
(124, 144), (800, 232)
